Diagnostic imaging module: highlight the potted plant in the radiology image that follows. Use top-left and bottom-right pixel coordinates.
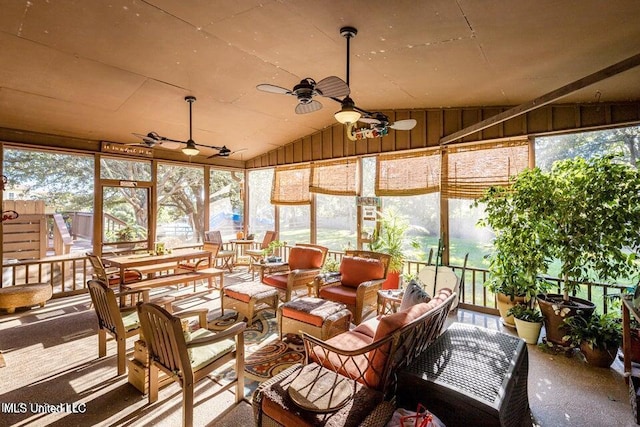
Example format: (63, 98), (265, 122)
(479, 154), (640, 345)
(562, 311), (622, 367)
(262, 240), (285, 262)
(507, 303), (544, 344)
(369, 207), (419, 290)
(482, 251), (548, 328)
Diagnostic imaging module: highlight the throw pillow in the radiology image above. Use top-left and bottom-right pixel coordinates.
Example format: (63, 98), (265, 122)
(399, 279), (431, 311)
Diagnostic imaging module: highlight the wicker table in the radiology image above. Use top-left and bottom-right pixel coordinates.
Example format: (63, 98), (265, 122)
(397, 323), (530, 427)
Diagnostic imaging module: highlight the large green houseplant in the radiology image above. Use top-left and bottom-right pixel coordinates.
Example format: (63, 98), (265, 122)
(369, 207), (419, 289)
(479, 154), (640, 345)
(562, 311), (622, 367)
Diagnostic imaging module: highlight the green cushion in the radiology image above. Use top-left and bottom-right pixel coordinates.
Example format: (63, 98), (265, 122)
(121, 310), (140, 332)
(185, 328), (236, 371)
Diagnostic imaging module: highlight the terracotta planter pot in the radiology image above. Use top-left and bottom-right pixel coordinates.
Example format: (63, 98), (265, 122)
(579, 342), (617, 368)
(514, 318), (543, 344)
(496, 293), (527, 328)
(537, 294), (596, 346)
(382, 271), (401, 290)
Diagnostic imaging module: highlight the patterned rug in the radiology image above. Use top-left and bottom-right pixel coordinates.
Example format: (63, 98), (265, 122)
(208, 310), (305, 382)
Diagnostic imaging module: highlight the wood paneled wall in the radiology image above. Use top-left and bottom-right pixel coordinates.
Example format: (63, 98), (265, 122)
(245, 102), (640, 169)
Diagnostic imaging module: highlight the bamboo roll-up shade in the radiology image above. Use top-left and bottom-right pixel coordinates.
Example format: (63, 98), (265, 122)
(310, 159), (358, 195)
(271, 164), (311, 205)
(375, 148), (441, 196)
(441, 139), (529, 199)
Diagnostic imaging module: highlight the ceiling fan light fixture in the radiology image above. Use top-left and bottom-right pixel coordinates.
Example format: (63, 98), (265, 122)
(182, 139), (199, 156)
(334, 97), (361, 124)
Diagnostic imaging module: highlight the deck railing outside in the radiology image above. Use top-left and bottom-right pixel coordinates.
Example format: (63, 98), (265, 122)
(1, 247), (628, 313)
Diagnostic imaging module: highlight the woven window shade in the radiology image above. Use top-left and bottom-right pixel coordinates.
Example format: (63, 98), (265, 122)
(442, 139), (529, 199)
(271, 164), (311, 205)
(375, 149), (441, 196)
(310, 159), (357, 195)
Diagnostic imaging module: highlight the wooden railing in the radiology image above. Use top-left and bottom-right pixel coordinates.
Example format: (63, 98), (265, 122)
(1, 246), (628, 314)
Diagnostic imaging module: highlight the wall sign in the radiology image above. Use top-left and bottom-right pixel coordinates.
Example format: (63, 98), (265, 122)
(101, 142), (153, 158)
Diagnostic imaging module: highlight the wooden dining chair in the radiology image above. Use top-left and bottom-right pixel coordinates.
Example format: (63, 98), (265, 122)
(137, 302), (246, 427)
(205, 230), (235, 272)
(86, 252), (142, 289)
(87, 279), (149, 376)
(246, 231), (276, 276)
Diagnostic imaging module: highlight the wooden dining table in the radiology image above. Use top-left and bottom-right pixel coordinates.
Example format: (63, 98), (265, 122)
(106, 248), (213, 286)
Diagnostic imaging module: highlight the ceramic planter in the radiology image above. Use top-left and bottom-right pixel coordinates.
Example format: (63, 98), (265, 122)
(496, 293), (527, 328)
(579, 342), (617, 368)
(383, 271), (401, 290)
(514, 318), (543, 344)
(537, 294), (596, 346)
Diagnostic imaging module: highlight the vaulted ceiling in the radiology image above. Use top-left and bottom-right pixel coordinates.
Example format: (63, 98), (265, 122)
(1, 0), (639, 163)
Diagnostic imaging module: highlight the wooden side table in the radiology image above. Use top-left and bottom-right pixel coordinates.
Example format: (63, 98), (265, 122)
(377, 289), (403, 315)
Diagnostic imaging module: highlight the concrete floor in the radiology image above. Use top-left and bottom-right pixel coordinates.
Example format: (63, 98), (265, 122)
(0, 268), (636, 426)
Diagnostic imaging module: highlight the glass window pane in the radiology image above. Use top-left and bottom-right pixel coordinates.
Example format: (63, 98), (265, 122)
(248, 169), (275, 238)
(210, 169), (244, 242)
(3, 148), (94, 260)
(448, 198), (492, 269)
(100, 157), (151, 181)
(382, 194), (440, 262)
(156, 163), (204, 247)
(279, 205), (310, 245)
(103, 186), (148, 252)
(316, 194), (357, 251)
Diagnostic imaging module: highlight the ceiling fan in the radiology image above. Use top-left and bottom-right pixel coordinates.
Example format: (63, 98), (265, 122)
(256, 72), (350, 114)
(331, 27), (417, 140)
(348, 113), (418, 140)
(131, 96), (234, 157)
(207, 147), (248, 159)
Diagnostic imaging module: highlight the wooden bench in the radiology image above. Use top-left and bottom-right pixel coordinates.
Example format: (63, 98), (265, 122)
(123, 268), (224, 294)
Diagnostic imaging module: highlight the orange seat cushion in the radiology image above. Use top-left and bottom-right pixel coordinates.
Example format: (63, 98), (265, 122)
(310, 330), (382, 388)
(288, 247), (324, 270)
(319, 285), (357, 306)
(107, 270), (141, 286)
(261, 273), (288, 290)
(339, 256), (385, 288)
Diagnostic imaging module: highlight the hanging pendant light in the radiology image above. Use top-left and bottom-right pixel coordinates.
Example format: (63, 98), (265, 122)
(181, 96), (200, 156)
(334, 96), (361, 124)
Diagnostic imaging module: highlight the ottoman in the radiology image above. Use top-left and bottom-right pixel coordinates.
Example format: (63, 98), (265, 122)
(0, 283), (52, 314)
(397, 323), (530, 427)
(221, 282), (279, 325)
(278, 297), (352, 340)
(253, 363), (392, 427)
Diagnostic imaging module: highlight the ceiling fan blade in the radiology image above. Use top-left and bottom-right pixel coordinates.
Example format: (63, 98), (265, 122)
(295, 100), (322, 114)
(256, 84), (293, 95)
(358, 117), (382, 125)
(161, 141), (182, 150)
(390, 119), (417, 131)
(315, 76), (350, 98)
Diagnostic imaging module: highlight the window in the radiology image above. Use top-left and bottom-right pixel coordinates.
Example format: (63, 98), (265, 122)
(210, 169), (244, 242)
(3, 148), (94, 259)
(248, 169), (275, 239)
(156, 163), (204, 246)
(279, 205), (310, 245)
(316, 194), (357, 250)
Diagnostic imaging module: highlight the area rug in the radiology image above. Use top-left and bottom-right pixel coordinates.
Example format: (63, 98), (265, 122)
(209, 310), (305, 382)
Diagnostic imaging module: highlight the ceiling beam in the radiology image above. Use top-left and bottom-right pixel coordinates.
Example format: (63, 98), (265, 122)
(440, 52), (640, 145)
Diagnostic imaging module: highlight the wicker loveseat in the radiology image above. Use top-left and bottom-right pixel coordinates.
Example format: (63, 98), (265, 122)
(303, 288), (455, 397)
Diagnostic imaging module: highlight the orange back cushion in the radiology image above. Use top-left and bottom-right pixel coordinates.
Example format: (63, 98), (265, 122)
(289, 247), (324, 270)
(339, 256), (385, 288)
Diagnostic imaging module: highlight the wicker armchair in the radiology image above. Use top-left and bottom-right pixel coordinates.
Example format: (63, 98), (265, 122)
(260, 244), (328, 302)
(303, 289), (456, 398)
(137, 302), (246, 427)
(314, 250), (390, 325)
